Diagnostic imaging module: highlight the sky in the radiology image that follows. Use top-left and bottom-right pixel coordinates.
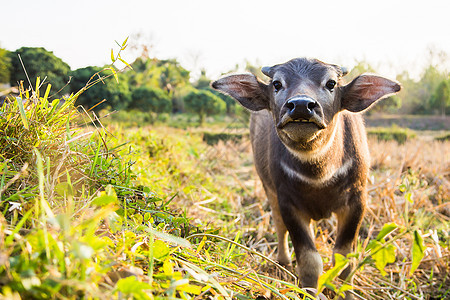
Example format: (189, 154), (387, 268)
(1, 0), (450, 80)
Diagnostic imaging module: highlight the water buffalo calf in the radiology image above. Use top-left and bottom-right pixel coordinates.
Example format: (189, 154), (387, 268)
(212, 58), (401, 298)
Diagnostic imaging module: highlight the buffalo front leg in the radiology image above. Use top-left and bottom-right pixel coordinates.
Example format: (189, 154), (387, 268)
(278, 197), (322, 289)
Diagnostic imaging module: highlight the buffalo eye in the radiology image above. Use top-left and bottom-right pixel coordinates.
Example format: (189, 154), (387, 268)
(273, 80), (282, 92)
(325, 79), (336, 91)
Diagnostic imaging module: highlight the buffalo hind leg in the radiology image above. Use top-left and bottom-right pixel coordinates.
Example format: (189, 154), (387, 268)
(267, 190), (291, 269)
(333, 200), (365, 300)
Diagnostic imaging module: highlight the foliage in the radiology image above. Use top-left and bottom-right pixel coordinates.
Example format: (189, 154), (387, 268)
(5, 43), (450, 118)
(70, 66), (131, 112)
(103, 109), (169, 126)
(365, 115), (449, 131)
(126, 57), (190, 113)
(184, 89), (226, 124)
(156, 59), (190, 93)
(435, 132), (450, 141)
(345, 60), (377, 81)
(129, 86), (171, 113)
(195, 69), (238, 116)
(430, 78), (450, 116)
(0, 47), (11, 84)
(127, 57), (189, 91)
(245, 60), (269, 82)
(370, 94), (402, 114)
(194, 69), (210, 90)
(8, 47), (71, 93)
(210, 88), (237, 116)
(202, 132), (248, 145)
(397, 64), (448, 115)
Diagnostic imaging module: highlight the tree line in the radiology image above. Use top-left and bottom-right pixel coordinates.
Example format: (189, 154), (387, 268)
(1, 46), (449, 120)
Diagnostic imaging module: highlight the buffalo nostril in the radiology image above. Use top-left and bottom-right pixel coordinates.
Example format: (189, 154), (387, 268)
(286, 102), (295, 111)
(307, 101), (318, 110)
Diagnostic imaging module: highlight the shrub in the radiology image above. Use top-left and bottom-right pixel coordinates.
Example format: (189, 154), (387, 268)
(129, 85), (171, 113)
(435, 132), (450, 141)
(8, 47), (70, 93)
(202, 132), (248, 145)
(0, 47), (11, 83)
(70, 66), (131, 112)
(184, 89), (225, 125)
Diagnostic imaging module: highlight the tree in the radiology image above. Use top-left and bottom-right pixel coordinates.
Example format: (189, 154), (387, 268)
(8, 47), (70, 93)
(0, 47), (11, 84)
(127, 58), (190, 92)
(184, 89), (225, 124)
(157, 59), (190, 112)
(344, 60), (377, 84)
(194, 69), (236, 115)
(129, 86), (171, 113)
(430, 78), (450, 116)
(127, 57), (161, 88)
(194, 69), (210, 90)
(157, 59), (190, 93)
(70, 66), (131, 112)
(126, 57), (191, 112)
(414, 65), (446, 114)
(371, 94), (402, 114)
(245, 60), (269, 81)
(398, 47), (449, 115)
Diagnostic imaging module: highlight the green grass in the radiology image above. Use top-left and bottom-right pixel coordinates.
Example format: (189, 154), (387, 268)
(0, 79), (311, 299)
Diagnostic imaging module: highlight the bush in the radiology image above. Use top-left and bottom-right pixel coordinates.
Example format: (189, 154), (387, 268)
(129, 86), (171, 113)
(367, 125), (416, 144)
(435, 132), (450, 141)
(184, 89), (225, 125)
(8, 47), (70, 93)
(71, 66), (131, 112)
(0, 47), (11, 83)
(202, 132), (248, 145)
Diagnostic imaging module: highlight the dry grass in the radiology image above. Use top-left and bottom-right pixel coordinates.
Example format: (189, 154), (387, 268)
(185, 133), (449, 299)
(355, 138), (449, 299)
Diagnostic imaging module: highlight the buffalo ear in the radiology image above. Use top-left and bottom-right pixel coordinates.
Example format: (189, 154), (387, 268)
(341, 74), (401, 112)
(211, 74), (270, 111)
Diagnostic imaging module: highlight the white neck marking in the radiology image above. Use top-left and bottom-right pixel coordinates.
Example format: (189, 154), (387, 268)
(280, 158), (353, 187)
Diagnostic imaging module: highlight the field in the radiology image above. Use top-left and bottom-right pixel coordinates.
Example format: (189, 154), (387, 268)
(0, 88), (449, 300)
(123, 123), (450, 300)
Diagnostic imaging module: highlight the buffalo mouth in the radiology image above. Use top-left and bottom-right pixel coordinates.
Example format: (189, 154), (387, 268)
(277, 114), (326, 130)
